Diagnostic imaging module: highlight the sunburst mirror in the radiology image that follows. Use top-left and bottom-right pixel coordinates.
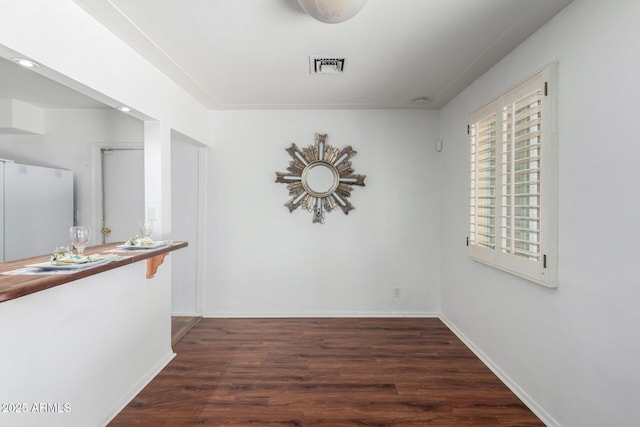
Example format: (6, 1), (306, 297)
(275, 133), (366, 224)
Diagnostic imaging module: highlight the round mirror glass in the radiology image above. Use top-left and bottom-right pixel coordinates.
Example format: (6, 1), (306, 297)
(302, 161), (339, 197)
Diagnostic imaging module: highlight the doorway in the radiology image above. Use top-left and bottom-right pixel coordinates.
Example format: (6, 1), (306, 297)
(99, 147), (145, 244)
(171, 134), (203, 316)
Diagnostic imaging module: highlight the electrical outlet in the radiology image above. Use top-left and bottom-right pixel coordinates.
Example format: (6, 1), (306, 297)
(393, 287), (401, 298)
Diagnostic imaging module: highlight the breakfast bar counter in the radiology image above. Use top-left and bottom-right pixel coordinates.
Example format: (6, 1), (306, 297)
(0, 241), (188, 303)
(0, 241), (187, 427)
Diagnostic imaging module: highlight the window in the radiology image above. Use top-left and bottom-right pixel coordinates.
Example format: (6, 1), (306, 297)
(468, 64), (558, 287)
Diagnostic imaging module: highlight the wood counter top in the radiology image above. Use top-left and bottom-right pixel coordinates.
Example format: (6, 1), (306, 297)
(0, 241), (187, 303)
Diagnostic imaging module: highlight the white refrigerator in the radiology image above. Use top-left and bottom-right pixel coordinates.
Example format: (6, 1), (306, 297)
(0, 161), (74, 262)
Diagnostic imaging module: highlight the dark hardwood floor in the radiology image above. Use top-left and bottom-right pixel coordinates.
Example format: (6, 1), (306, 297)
(110, 318), (543, 426)
(171, 316), (202, 348)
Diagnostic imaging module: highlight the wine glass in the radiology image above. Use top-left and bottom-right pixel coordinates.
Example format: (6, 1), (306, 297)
(69, 226), (91, 256)
(138, 220), (153, 238)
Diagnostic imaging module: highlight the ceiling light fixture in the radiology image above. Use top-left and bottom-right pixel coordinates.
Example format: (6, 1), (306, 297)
(115, 105), (132, 113)
(11, 57), (39, 69)
(297, 0), (368, 24)
(412, 97), (431, 106)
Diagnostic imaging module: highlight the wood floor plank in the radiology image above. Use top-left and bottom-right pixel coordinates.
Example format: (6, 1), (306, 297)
(110, 318), (543, 426)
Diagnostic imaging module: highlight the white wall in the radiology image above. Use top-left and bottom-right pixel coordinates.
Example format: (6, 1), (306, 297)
(0, 261), (173, 427)
(438, 0), (640, 426)
(0, 108), (142, 248)
(206, 109), (440, 317)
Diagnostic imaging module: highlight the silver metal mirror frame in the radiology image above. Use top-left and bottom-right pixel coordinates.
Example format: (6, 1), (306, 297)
(275, 133), (366, 224)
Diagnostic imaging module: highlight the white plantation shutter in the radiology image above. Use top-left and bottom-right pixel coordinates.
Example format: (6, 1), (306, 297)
(469, 110), (497, 250)
(501, 91), (542, 260)
(468, 64), (558, 287)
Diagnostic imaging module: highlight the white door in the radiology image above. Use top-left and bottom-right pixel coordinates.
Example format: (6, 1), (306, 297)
(102, 148), (145, 244)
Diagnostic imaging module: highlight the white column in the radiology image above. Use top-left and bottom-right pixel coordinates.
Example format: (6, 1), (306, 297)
(144, 121), (172, 240)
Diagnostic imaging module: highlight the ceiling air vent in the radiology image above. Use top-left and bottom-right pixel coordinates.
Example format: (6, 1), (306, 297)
(309, 56), (346, 74)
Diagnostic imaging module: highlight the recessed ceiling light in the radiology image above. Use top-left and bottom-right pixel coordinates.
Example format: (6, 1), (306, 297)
(115, 106), (132, 113)
(11, 57), (39, 69)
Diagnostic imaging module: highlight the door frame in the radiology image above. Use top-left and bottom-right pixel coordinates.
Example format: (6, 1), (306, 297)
(195, 145), (207, 315)
(91, 139), (207, 315)
(90, 142), (143, 247)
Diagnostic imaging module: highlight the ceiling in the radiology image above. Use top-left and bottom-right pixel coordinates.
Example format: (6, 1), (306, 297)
(1, 1), (573, 111)
(72, 0), (572, 110)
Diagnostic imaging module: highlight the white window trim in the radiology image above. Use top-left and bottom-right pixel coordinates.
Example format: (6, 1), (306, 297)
(468, 63), (558, 288)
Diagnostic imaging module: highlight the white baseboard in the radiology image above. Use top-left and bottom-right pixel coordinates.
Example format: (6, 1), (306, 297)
(100, 350), (176, 426)
(202, 311), (439, 318)
(439, 315), (559, 427)
(171, 311), (203, 317)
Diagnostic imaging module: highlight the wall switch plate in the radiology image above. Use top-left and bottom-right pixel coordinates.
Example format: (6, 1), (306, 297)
(147, 206), (159, 221)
